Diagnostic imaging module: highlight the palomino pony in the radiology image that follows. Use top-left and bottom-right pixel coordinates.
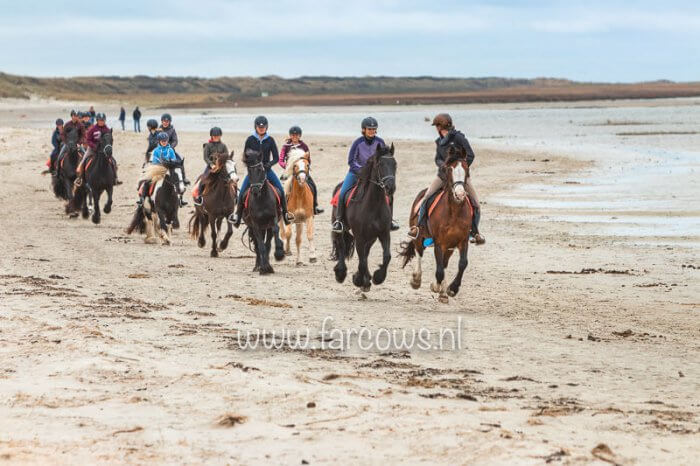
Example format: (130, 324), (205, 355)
(399, 147), (473, 303)
(126, 161), (185, 245)
(69, 130), (116, 224)
(280, 148), (317, 265)
(242, 149), (285, 274)
(189, 151), (239, 257)
(52, 132), (80, 211)
(331, 143), (397, 291)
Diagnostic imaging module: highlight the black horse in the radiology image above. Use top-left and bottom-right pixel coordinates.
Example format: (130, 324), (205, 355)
(126, 161), (185, 245)
(332, 143), (397, 291)
(242, 150), (284, 274)
(69, 131), (116, 224)
(52, 132), (80, 210)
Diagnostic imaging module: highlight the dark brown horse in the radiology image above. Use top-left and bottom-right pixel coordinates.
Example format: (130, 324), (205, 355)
(399, 147), (473, 303)
(52, 132), (80, 212)
(68, 131), (115, 224)
(189, 151), (239, 257)
(332, 143), (397, 291)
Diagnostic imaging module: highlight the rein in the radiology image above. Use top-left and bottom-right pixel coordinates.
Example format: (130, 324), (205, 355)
(369, 155), (395, 191)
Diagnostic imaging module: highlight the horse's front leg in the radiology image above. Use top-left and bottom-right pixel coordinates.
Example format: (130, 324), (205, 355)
(307, 217), (317, 263)
(158, 210), (171, 245)
(372, 229), (391, 285)
(219, 216), (233, 252)
(103, 185), (113, 214)
(209, 217), (218, 257)
(294, 222), (303, 266)
(333, 231), (348, 283)
(280, 219), (291, 255)
(91, 189), (101, 224)
(430, 245), (449, 303)
(259, 228), (274, 274)
(448, 240), (469, 297)
(353, 240), (372, 292)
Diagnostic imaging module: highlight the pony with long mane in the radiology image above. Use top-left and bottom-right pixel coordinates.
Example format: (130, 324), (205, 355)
(331, 143), (397, 291)
(242, 149), (285, 274)
(279, 147), (317, 265)
(52, 131), (81, 212)
(126, 161), (185, 245)
(188, 151), (239, 257)
(399, 146), (473, 303)
(68, 130), (116, 224)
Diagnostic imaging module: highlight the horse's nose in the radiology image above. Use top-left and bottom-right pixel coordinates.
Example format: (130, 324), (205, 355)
(454, 185), (466, 201)
(299, 173), (306, 184)
(386, 179), (396, 196)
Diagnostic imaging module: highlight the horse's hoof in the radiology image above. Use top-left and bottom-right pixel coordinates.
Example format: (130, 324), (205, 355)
(219, 243), (228, 251)
(309, 257), (317, 263)
(361, 285), (371, 292)
(410, 279), (421, 290)
(91, 216), (100, 225)
(259, 264), (274, 275)
(352, 273), (363, 288)
(211, 249), (218, 257)
(334, 266), (347, 283)
(69, 212), (79, 219)
(438, 295), (449, 304)
(285, 250), (292, 256)
(103, 205), (112, 214)
(372, 270), (386, 285)
(274, 251), (285, 262)
(430, 282), (441, 293)
(198, 239), (205, 248)
(145, 237), (158, 244)
(447, 288), (457, 297)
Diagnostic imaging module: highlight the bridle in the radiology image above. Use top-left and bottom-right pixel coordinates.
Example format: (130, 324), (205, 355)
(369, 154), (395, 192)
(247, 161), (265, 191)
(294, 157), (309, 184)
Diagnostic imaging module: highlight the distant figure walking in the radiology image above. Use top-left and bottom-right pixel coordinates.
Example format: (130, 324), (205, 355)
(88, 105), (96, 125)
(133, 106), (142, 132)
(118, 107), (126, 131)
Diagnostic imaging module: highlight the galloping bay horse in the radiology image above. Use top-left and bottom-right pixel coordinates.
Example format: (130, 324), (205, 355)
(280, 148), (317, 265)
(399, 147), (473, 303)
(189, 151), (239, 257)
(332, 143), (397, 291)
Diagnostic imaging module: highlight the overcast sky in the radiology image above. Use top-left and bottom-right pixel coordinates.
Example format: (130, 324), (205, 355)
(2, 0), (699, 82)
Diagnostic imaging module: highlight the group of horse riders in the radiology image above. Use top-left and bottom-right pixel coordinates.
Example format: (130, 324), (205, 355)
(47, 109), (121, 188)
(48, 109), (484, 245)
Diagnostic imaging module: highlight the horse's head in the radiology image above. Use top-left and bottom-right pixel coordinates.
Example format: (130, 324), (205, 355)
(289, 148), (309, 186)
(164, 160), (185, 195)
(213, 151), (239, 184)
(445, 146), (469, 203)
(100, 129), (113, 157)
(67, 131), (79, 153)
(245, 149), (266, 194)
(368, 143), (396, 196)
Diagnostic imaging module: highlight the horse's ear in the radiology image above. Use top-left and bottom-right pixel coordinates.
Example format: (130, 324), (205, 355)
(230, 149), (235, 158)
(390, 143), (395, 155)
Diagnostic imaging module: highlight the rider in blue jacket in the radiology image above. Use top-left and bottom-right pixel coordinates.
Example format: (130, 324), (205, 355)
(332, 117), (399, 233)
(137, 132), (180, 206)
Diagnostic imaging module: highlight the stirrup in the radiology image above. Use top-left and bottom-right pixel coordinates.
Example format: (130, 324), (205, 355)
(193, 197), (203, 206)
(391, 219), (400, 231)
(331, 220), (344, 233)
(407, 226), (420, 240)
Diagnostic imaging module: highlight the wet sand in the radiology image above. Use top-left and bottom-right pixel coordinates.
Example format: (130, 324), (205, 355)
(0, 101), (698, 464)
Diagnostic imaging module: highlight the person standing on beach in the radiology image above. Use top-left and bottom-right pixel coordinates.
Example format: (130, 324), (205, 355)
(133, 106), (142, 132)
(118, 107), (126, 131)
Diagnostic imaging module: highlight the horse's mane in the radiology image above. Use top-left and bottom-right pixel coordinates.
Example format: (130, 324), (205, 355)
(283, 148), (307, 176)
(142, 164), (168, 183)
(444, 146), (467, 167)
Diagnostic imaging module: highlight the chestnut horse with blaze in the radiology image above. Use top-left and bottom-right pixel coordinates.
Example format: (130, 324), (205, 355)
(280, 148), (317, 265)
(399, 148), (473, 303)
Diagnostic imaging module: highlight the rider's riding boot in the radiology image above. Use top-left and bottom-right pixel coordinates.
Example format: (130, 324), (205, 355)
(408, 201), (428, 239)
(470, 205), (485, 245)
(332, 194), (346, 233)
(312, 192), (324, 214)
(231, 198), (244, 228)
(179, 195), (188, 207)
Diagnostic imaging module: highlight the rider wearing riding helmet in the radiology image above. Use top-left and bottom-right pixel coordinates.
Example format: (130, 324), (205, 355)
(279, 125), (323, 215)
(159, 113), (190, 204)
(80, 111), (91, 131)
(231, 115), (293, 227)
(75, 113), (120, 185)
(144, 119), (159, 165)
(137, 131), (179, 205)
(193, 126), (230, 206)
(407, 113), (484, 244)
(46, 118), (63, 174)
(56, 110), (87, 168)
(331, 117), (399, 233)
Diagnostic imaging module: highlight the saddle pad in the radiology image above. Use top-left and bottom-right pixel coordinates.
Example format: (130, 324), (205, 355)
(330, 184), (389, 207)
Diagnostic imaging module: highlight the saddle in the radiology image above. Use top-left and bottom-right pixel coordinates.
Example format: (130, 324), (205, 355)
(414, 189), (473, 225)
(330, 183), (389, 207)
(244, 180), (282, 210)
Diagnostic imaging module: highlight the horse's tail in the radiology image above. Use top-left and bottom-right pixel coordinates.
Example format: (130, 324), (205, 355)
(188, 209), (208, 240)
(67, 184), (86, 213)
(125, 205), (146, 235)
(398, 239), (416, 268)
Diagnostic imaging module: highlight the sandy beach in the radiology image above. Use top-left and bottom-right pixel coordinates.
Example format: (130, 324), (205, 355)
(0, 100), (698, 464)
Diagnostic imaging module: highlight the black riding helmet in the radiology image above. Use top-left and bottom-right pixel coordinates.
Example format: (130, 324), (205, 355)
(289, 125), (302, 136)
(210, 126), (222, 137)
(361, 116), (378, 130)
(70, 110), (77, 117)
(161, 113), (172, 122)
(157, 132), (169, 141)
(96, 113), (106, 121)
(146, 119), (158, 130)
(254, 115), (268, 128)
(55, 118), (64, 126)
